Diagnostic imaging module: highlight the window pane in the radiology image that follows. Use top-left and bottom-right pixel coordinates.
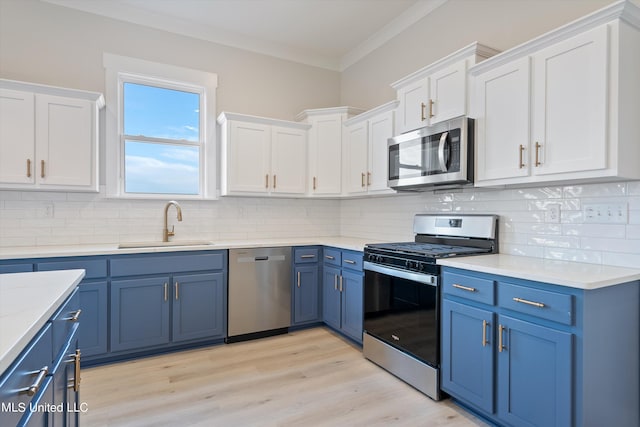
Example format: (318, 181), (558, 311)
(124, 140), (199, 195)
(123, 82), (200, 141)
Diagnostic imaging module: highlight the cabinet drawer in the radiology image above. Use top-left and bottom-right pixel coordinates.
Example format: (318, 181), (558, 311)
(498, 282), (573, 325)
(37, 258), (107, 279)
(111, 251), (225, 277)
(0, 324), (52, 427)
(294, 247), (319, 264)
(50, 288), (80, 361)
(323, 248), (341, 266)
(0, 263), (33, 274)
(443, 271), (495, 305)
(341, 251), (363, 272)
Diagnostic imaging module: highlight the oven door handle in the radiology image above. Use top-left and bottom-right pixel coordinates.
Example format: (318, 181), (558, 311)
(438, 131), (449, 173)
(364, 262), (438, 286)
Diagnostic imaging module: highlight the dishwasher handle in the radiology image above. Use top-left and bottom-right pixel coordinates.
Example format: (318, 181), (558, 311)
(254, 256), (269, 261)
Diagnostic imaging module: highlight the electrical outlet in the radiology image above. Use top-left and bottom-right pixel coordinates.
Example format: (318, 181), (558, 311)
(44, 204), (54, 218)
(583, 203), (628, 224)
(545, 204), (561, 223)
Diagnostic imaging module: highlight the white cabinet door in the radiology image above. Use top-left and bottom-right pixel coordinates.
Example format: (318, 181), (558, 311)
(367, 111), (394, 193)
(227, 121), (271, 193)
(429, 60), (467, 124)
(344, 122), (368, 195)
(271, 126), (306, 194)
(475, 57), (531, 182)
(35, 94), (93, 188)
(0, 89), (35, 185)
(532, 25), (608, 176)
(309, 115), (342, 195)
(396, 79), (429, 134)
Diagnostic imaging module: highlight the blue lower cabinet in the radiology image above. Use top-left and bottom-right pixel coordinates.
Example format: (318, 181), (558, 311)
(173, 272), (226, 342)
(77, 281), (108, 357)
(293, 265), (320, 325)
(322, 265), (342, 331)
(111, 277), (171, 352)
(340, 269), (363, 342)
(51, 327), (80, 427)
(497, 315), (572, 427)
(441, 299), (495, 414)
(322, 248), (364, 344)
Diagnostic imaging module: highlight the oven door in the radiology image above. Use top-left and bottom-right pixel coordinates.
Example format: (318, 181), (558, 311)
(363, 262), (439, 368)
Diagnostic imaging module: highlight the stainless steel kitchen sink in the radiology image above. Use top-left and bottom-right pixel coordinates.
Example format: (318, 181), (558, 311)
(117, 240), (217, 249)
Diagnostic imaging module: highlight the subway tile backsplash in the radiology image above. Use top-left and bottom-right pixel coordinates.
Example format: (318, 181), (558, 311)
(0, 181), (638, 269)
(339, 181), (640, 269)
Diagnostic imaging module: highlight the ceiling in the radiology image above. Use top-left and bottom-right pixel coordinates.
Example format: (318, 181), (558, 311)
(41, 0), (448, 71)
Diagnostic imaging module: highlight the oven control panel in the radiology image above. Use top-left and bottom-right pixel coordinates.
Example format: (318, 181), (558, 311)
(364, 250), (439, 275)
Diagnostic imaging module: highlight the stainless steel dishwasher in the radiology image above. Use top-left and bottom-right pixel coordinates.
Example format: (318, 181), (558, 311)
(227, 247), (291, 342)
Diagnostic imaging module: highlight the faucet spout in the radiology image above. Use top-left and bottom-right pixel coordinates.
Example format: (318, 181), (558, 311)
(163, 201), (183, 242)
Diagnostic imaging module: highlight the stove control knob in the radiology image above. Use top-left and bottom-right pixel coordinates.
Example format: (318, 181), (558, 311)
(418, 263), (425, 271)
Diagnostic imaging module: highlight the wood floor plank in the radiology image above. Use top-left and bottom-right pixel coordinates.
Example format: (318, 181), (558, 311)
(80, 328), (488, 426)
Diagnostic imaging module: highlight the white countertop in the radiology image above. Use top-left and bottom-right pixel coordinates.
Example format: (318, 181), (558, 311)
(438, 254), (640, 290)
(0, 269), (85, 375)
(0, 236), (376, 260)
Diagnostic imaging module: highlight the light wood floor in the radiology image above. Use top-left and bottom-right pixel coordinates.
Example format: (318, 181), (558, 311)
(81, 328), (488, 426)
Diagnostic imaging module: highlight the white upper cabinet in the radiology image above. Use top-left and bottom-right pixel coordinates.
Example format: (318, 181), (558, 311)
(343, 101), (398, 196)
(296, 107), (363, 197)
(218, 112), (310, 197)
(0, 80), (103, 192)
(392, 43), (499, 134)
(472, 1), (640, 187)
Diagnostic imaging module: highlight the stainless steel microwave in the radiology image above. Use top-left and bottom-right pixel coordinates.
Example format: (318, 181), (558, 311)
(388, 117), (473, 191)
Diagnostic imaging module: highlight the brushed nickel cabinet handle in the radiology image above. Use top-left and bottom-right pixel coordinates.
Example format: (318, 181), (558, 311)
(20, 366), (49, 396)
(64, 309), (82, 322)
(420, 102), (426, 121)
(300, 254), (316, 259)
(339, 275), (343, 292)
(482, 320), (489, 347)
(175, 282), (179, 300)
(265, 174), (269, 188)
(66, 350), (81, 392)
(367, 172), (371, 186)
(41, 160), (45, 178)
(344, 259), (356, 265)
(498, 325), (505, 352)
(27, 159), (32, 177)
(452, 283), (476, 292)
(297, 271), (301, 288)
(429, 99), (435, 118)
(313, 176), (317, 190)
(273, 174), (277, 189)
(361, 173), (366, 187)
(513, 297), (545, 308)
(519, 145), (525, 169)
(535, 142), (542, 167)
(334, 274), (338, 290)
(325, 255), (335, 260)
(164, 283), (168, 301)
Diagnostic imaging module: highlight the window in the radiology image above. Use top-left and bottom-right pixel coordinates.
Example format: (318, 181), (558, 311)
(104, 54), (217, 199)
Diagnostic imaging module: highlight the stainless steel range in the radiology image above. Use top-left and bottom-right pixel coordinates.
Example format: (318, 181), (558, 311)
(363, 214), (498, 400)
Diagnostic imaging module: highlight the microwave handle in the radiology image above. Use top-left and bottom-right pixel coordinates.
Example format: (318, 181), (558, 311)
(438, 131), (449, 172)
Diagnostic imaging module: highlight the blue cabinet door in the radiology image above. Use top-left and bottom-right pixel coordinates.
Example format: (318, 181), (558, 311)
(78, 281), (108, 358)
(51, 327), (80, 427)
(340, 269), (363, 343)
(173, 272), (226, 342)
(323, 265), (342, 330)
(497, 315), (573, 427)
(441, 299), (495, 414)
(110, 277), (170, 352)
(293, 265), (320, 325)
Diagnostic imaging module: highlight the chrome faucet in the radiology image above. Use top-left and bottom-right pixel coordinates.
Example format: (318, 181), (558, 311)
(163, 201), (183, 242)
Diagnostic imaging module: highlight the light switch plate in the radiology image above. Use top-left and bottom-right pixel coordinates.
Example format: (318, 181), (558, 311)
(583, 203), (628, 224)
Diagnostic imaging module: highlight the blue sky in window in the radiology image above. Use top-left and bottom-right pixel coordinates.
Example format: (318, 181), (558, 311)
(123, 83), (200, 194)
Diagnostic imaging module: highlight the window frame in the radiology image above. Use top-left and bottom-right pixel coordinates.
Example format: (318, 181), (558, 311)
(104, 53), (218, 200)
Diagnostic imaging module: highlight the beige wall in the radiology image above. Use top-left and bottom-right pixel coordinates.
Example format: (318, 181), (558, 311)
(0, 0), (341, 120)
(340, 0), (614, 109)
